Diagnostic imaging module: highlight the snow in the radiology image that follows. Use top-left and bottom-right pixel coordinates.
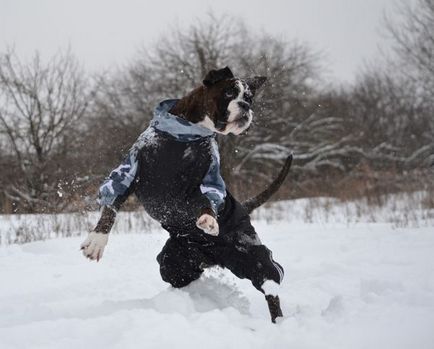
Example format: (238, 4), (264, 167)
(1, 217), (434, 349)
(261, 280), (281, 296)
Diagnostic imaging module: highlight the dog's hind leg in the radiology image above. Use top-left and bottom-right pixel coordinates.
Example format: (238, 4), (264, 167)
(220, 242), (284, 323)
(247, 244), (284, 323)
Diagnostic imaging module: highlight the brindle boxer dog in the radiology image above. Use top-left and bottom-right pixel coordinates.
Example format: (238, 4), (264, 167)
(80, 67), (292, 323)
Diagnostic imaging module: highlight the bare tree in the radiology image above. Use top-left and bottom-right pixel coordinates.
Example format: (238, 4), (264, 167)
(361, 0), (434, 169)
(136, 13), (245, 97)
(385, 0), (434, 101)
(0, 48), (89, 212)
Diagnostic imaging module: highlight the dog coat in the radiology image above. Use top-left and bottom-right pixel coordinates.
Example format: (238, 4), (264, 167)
(98, 99), (226, 227)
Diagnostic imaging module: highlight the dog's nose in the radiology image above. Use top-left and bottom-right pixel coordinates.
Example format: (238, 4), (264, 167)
(238, 101), (250, 111)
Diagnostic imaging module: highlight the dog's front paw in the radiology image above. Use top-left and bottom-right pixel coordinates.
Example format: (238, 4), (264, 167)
(196, 214), (219, 236)
(80, 231), (109, 262)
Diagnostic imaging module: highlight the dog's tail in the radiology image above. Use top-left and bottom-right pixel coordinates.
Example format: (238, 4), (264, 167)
(242, 154), (293, 214)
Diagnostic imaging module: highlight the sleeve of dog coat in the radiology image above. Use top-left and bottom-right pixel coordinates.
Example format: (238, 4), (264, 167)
(97, 150), (139, 211)
(200, 138), (226, 215)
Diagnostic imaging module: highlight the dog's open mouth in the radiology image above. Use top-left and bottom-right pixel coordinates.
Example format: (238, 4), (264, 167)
(213, 109), (253, 135)
(225, 111), (252, 135)
(221, 111), (251, 125)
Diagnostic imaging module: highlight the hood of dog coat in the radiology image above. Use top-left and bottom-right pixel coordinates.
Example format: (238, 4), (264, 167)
(151, 99), (215, 141)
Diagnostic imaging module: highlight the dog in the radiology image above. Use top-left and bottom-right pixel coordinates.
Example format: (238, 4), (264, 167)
(80, 67), (292, 323)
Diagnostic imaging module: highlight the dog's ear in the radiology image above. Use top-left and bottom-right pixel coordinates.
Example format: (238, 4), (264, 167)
(203, 66), (234, 87)
(246, 76), (267, 94)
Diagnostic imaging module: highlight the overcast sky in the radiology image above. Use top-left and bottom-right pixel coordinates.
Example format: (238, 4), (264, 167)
(0, 0), (410, 83)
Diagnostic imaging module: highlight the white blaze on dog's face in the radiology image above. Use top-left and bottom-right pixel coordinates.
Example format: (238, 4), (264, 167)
(198, 67), (266, 136)
(222, 80), (254, 135)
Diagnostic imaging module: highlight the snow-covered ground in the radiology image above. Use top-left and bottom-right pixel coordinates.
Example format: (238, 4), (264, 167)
(1, 217), (434, 349)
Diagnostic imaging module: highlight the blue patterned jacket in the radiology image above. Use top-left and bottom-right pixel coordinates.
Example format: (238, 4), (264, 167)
(97, 99), (226, 228)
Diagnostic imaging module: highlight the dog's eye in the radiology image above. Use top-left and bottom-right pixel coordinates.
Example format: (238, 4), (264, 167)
(225, 91), (235, 98)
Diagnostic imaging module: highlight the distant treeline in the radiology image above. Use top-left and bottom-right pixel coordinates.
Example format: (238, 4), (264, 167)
(0, 1), (433, 213)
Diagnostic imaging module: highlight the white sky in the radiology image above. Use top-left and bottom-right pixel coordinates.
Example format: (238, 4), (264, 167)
(0, 0), (410, 84)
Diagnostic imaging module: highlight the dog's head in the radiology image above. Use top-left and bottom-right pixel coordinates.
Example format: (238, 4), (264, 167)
(199, 67), (266, 135)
